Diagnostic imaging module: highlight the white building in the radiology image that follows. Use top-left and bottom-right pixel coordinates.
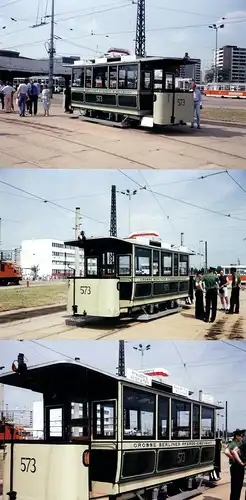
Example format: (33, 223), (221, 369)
(216, 45), (246, 83)
(20, 239), (84, 279)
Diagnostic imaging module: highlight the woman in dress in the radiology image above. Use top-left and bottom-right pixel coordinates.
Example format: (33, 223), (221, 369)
(41, 84), (51, 116)
(195, 273), (205, 320)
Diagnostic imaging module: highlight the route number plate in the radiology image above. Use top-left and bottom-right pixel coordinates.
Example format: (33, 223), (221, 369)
(80, 286), (91, 295)
(177, 99), (185, 106)
(21, 457), (36, 473)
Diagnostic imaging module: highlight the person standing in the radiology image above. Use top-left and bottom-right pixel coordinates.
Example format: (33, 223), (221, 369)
(41, 84), (51, 116)
(17, 78), (29, 116)
(218, 269), (229, 311)
(28, 80), (39, 115)
(2, 82), (15, 112)
(191, 82), (202, 129)
(230, 432), (246, 500)
(228, 268), (241, 314)
(202, 268), (219, 323)
(0, 81), (5, 110)
(194, 273), (205, 320)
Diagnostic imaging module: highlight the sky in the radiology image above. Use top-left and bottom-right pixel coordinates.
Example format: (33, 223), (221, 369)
(0, 168), (246, 268)
(0, 0), (246, 69)
(0, 339), (246, 430)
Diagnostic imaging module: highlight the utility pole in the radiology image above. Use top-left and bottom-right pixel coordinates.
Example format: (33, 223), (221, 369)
(181, 233), (184, 246)
(204, 241), (208, 273)
(117, 341), (125, 377)
(135, 0), (146, 57)
(225, 401), (228, 442)
(0, 217), (1, 250)
(209, 21), (225, 83)
(75, 207), (81, 277)
(110, 185), (117, 237)
(48, 0), (55, 94)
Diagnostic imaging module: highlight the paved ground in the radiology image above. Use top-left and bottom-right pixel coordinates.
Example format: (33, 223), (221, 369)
(203, 96), (246, 110)
(1, 292), (245, 340)
(0, 103), (245, 169)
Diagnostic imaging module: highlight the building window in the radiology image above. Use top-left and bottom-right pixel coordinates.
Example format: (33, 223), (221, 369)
(135, 247), (151, 276)
(201, 407), (214, 439)
(192, 404), (200, 439)
(123, 386), (155, 439)
(158, 396), (169, 439)
(92, 401), (116, 439)
(171, 399), (191, 439)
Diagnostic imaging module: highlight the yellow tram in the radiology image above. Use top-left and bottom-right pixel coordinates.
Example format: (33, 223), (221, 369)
(65, 233), (195, 321)
(70, 53), (196, 128)
(0, 360), (221, 500)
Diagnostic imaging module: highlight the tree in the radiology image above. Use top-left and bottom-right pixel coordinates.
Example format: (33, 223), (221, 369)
(205, 67), (230, 84)
(31, 265), (40, 280)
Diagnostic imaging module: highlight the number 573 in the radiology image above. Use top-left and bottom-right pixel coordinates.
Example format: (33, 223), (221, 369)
(21, 457), (36, 473)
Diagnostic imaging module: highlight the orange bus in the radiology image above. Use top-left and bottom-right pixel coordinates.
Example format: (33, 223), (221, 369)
(0, 260), (22, 286)
(204, 83), (246, 98)
(221, 266), (246, 286)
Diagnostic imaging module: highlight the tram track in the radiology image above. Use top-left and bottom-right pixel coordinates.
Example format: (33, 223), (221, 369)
(0, 115), (245, 168)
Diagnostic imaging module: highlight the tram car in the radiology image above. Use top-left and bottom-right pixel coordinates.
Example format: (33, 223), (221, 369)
(70, 53), (197, 128)
(65, 232), (194, 320)
(0, 359), (222, 500)
(0, 259), (21, 286)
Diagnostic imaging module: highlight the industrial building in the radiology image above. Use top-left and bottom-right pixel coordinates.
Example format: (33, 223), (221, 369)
(20, 239), (84, 279)
(0, 49), (78, 82)
(216, 45), (246, 83)
(179, 58), (201, 84)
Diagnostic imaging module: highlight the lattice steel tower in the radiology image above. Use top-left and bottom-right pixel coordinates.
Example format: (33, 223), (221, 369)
(110, 185), (117, 237)
(135, 0), (146, 57)
(118, 341), (125, 377)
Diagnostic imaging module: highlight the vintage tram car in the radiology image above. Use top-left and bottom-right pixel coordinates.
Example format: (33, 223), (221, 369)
(65, 233), (194, 320)
(0, 360), (221, 500)
(70, 53), (196, 128)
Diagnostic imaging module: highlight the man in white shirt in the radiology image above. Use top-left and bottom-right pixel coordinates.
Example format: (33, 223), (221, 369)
(17, 78), (29, 116)
(2, 82), (15, 112)
(191, 82), (202, 129)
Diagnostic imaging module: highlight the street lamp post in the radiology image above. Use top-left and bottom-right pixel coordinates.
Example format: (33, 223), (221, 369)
(133, 343), (151, 369)
(199, 240), (204, 270)
(119, 187), (146, 234)
(209, 20), (225, 83)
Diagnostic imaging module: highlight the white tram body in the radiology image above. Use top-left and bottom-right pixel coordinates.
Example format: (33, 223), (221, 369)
(65, 234), (194, 319)
(0, 360), (222, 500)
(70, 54), (196, 127)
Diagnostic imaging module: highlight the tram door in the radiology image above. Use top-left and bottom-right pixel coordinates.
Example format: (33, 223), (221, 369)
(153, 73), (176, 125)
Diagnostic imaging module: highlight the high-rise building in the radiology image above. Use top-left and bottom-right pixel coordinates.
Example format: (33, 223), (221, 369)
(179, 59), (201, 84)
(216, 45), (246, 83)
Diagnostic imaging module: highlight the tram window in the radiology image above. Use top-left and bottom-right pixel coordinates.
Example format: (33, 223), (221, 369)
(225, 268), (230, 275)
(121, 450), (155, 478)
(118, 65), (138, 89)
(179, 255), (188, 276)
(142, 71), (151, 90)
(109, 66), (117, 88)
(86, 257), (98, 276)
(192, 404), (200, 439)
(171, 399), (191, 439)
(135, 247), (151, 276)
(93, 66), (108, 88)
(173, 254), (179, 276)
(48, 407), (63, 437)
(92, 401), (116, 439)
(85, 68), (92, 88)
(72, 68), (84, 87)
(123, 386), (155, 439)
(165, 74), (174, 90)
(118, 255), (131, 276)
(201, 406), (215, 439)
(162, 252), (172, 276)
(153, 250), (160, 276)
(158, 396), (169, 439)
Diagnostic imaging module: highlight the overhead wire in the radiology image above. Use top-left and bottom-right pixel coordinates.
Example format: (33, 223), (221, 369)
(0, 179), (107, 226)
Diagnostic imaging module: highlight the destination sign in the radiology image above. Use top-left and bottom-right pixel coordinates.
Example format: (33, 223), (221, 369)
(126, 368), (152, 387)
(123, 440), (215, 450)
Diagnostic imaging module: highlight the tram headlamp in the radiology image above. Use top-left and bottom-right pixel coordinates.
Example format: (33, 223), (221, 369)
(83, 450), (90, 466)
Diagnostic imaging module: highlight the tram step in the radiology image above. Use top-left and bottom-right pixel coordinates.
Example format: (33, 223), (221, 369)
(78, 116), (129, 128)
(136, 306), (182, 322)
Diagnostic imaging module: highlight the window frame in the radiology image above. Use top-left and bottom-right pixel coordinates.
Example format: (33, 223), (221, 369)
(171, 398), (191, 440)
(158, 395), (170, 440)
(117, 254), (132, 276)
(122, 385), (156, 440)
(92, 398), (117, 441)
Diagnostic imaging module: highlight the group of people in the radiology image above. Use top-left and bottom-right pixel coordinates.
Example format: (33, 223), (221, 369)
(192, 268), (241, 323)
(225, 429), (246, 500)
(0, 79), (51, 116)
